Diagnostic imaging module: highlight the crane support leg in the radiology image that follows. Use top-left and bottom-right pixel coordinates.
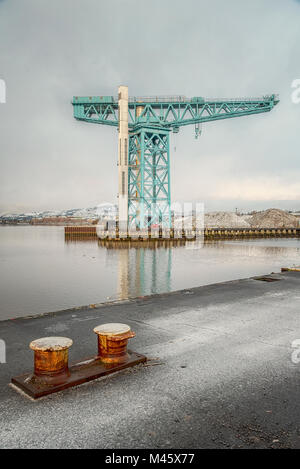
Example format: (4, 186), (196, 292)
(128, 126), (171, 229)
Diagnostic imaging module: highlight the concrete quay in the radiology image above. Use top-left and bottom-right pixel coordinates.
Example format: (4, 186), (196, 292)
(0, 271), (299, 448)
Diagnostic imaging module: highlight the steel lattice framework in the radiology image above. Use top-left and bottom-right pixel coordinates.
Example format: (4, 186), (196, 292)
(72, 92), (279, 229)
(128, 126), (171, 228)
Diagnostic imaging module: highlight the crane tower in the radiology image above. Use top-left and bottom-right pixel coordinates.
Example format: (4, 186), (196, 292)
(72, 86), (279, 230)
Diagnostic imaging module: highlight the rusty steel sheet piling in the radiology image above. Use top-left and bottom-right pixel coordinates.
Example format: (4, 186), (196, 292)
(65, 226), (300, 242)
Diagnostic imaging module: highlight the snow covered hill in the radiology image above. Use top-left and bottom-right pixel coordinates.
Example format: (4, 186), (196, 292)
(0, 204), (118, 222)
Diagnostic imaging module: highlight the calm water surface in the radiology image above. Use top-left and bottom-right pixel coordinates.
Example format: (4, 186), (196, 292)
(0, 225), (300, 320)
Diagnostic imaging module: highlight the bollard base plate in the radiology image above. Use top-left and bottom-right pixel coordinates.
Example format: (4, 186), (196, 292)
(11, 350), (146, 399)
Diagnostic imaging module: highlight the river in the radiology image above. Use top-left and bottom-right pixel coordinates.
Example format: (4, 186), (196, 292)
(0, 225), (299, 320)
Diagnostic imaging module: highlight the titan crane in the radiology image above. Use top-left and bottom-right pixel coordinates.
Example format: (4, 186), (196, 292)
(72, 86), (279, 230)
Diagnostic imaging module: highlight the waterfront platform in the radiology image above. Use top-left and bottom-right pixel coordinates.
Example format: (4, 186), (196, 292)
(0, 271), (299, 448)
(65, 225), (300, 242)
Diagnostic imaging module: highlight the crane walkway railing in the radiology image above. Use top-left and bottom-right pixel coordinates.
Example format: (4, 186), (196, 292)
(113, 95), (278, 104)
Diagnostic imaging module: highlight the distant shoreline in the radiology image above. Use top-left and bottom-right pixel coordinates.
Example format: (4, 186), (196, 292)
(1, 208), (299, 229)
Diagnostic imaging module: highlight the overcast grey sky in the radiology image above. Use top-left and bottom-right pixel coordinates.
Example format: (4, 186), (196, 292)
(0, 0), (299, 213)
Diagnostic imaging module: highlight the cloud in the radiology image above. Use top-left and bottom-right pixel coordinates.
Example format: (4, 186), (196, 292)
(213, 176), (300, 201)
(0, 0), (299, 212)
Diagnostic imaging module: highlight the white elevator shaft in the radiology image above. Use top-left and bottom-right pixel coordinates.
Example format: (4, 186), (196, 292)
(118, 85), (129, 231)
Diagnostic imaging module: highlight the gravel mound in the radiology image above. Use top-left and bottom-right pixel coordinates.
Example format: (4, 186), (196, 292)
(204, 211), (250, 228)
(249, 208), (299, 228)
(173, 208), (299, 229)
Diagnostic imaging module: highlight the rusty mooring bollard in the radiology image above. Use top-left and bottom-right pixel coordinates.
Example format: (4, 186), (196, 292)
(12, 329), (146, 398)
(93, 323), (135, 364)
(29, 337), (73, 384)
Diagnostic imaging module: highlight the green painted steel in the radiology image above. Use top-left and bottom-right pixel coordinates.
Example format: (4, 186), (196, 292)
(128, 126), (171, 228)
(72, 94), (279, 130)
(72, 93), (279, 228)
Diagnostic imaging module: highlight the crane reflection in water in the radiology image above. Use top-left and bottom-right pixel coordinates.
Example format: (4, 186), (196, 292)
(64, 232), (201, 300)
(100, 240), (182, 299)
